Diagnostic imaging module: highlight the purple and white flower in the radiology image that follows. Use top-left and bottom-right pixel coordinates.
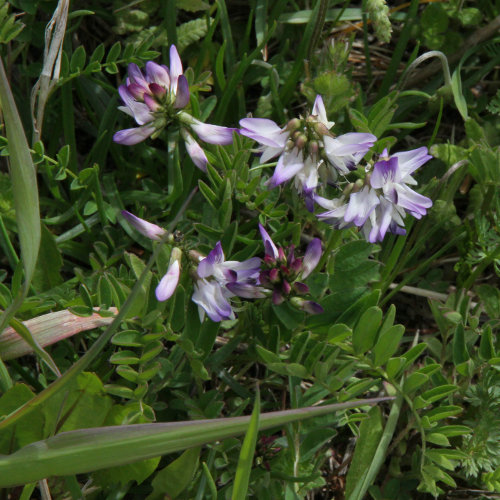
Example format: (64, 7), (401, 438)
(323, 133), (378, 175)
(113, 45), (235, 171)
(315, 147), (433, 242)
(240, 95), (376, 202)
(192, 241), (265, 322)
(156, 249), (182, 301)
(121, 210), (167, 241)
(121, 211), (181, 300)
(370, 147), (433, 220)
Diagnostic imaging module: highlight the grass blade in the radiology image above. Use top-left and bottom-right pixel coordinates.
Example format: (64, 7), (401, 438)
(232, 389), (260, 499)
(0, 397), (393, 487)
(0, 58), (41, 389)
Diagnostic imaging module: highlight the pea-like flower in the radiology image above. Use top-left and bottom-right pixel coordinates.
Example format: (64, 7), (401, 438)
(240, 95), (376, 201)
(316, 147), (433, 242)
(121, 211), (180, 301)
(192, 241), (265, 322)
(113, 45), (235, 171)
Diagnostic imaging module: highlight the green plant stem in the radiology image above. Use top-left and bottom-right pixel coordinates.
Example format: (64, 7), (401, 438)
(307, 0), (328, 62)
(381, 231), (465, 306)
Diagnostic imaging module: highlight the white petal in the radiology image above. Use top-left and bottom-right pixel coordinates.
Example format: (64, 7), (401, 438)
(155, 260), (180, 301)
(312, 95), (334, 129)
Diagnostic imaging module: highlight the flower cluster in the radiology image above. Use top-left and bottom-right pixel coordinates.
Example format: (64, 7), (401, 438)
(121, 211), (325, 322)
(240, 96), (376, 208)
(240, 95), (433, 242)
(258, 225), (323, 314)
(315, 147), (433, 242)
(113, 45), (234, 171)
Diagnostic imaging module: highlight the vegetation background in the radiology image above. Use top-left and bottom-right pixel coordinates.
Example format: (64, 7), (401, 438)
(0, 0), (499, 498)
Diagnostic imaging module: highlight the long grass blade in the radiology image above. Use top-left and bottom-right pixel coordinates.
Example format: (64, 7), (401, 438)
(0, 397), (393, 487)
(232, 389), (260, 499)
(0, 58), (42, 390)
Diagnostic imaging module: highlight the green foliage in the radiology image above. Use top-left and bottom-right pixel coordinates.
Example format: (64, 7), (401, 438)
(0, 0), (499, 497)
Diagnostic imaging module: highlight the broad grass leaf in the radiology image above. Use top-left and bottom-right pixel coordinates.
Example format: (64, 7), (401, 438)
(0, 398), (392, 487)
(345, 406), (383, 499)
(0, 60), (40, 334)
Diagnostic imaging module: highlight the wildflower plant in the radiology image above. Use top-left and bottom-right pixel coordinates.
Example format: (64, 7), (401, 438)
(1, 3), (499, 500)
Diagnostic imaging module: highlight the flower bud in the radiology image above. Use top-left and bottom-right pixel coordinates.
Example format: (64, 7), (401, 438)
(156, 247), (182, 301)
(295, 134), (307, 149)
(352, 179), (364, 193)
(286, 118), (301, 131)
(269, 268), (280, 283)
(294, 281), (309, 294)
(272, 290), (285, 305)
(343, 183), (355, 196)
(290, 297), (323, 314)
(314, 122), (330, 137)
(309, 140), (319, 155)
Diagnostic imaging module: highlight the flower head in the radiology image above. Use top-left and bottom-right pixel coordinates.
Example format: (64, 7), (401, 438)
(114, 45), (235, 171)
(258, 225), (323, 314)
(192, 241), (265, 322)
(240, 95), (376, 204)
(315, 147), (433, 242)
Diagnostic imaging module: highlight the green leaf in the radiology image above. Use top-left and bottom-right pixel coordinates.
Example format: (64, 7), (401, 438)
(345, 406), (383, 498)
(106, 41), (121, 63)
(403, 372), (428, 393)
(451, 68), (468, 121)
(147, 447), (200, 499)
(0, 384), (44, 453)
(255, 345), (281, 365)
(479, 325), (495, 361)
(401, 343), (427, 369)
(111, 330), (143, 347)
(110, 350), (141, 365)
(424, 405), (462, 424)
(32, 224), (63, 291)
(432, 425), (471, 437)
(372, 324), (404, 367)
(426, 433), (450, 447)
(352, 306), (382, 355)
(176, 18), (211, 52)
(233, 391), (260, 500)
(70, 45), (86, 73)
(414, 385), (457, 410)
(452, 323), (469, 365)
(385, 357), (405, 379)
